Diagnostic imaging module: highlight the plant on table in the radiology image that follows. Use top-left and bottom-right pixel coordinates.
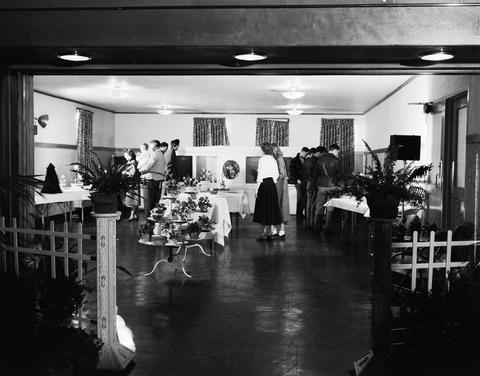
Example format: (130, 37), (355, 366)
(197, 215), (215, 231)
(198, 168), (214, 182)
(330, 140), (432, 219)
(182, 175), (198, 188)
(171, 197), (197, 220)
(165, 179), (178, 195)
(70, 153), (140, 213)
(197, 196), (212, 212)
(186, 221), (202, 239)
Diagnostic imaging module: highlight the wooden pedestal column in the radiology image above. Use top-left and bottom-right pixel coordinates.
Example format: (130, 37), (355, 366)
(370, 218), (393, 363)
(94, 212), (135, 370)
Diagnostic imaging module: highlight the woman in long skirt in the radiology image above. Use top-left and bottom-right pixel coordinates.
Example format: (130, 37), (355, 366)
(271, 143), (290, 240)
(253, 142), (282, 241)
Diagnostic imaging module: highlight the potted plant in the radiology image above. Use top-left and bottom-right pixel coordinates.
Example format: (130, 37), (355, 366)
(71, 154), (140, 214)
(331, 140), (432, 219)
(70, 328), (103, 375)
(186, 221), (202, 240)
(165, 179), (179, 196)
(197, 196), (212, 212)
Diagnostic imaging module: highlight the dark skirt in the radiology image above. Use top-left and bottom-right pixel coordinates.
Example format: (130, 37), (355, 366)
(253, 178), (282, 226)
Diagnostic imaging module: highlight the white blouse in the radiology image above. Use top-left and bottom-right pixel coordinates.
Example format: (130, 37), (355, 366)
(257, 155), (279, 184)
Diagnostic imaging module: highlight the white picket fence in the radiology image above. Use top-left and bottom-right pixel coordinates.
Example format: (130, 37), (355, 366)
(391, 230), (480, 292)
(0, 217), (94, 280)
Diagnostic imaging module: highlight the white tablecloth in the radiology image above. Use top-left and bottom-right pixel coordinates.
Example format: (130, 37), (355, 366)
(35, 186), (91, 205)
(216, 192), (250, 217)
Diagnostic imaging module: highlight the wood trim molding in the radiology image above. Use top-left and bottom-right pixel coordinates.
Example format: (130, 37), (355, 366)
(35, 142), (116, 152)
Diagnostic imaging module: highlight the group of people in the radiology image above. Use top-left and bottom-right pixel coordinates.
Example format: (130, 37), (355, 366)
(253, 142), (341, 241)
(289, 144), (341, 231)
(121, 139), (180, 221)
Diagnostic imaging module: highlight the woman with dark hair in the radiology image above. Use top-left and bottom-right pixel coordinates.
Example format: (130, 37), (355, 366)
(253, 142), (282, 241)
(122, 149), (140, 220)
(271, 143), (290, 239)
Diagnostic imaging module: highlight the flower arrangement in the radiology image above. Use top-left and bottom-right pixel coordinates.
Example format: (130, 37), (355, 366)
(330, 140), (432, 212)
(186, 221), (202, 239)
(197, 215), (215, 231)
(171, 196), (197, 219)
(197, 196), (212, 212)
(198, 169), (214, 182)
(182, 175), (198, 187)
(164, 179), (178, 195)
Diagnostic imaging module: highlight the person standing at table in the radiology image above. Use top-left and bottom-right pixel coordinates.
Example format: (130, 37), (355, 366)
(289, 147), (308, 222)
(322, 144), (341, 234)
(312, 146), (329, 229)
(164, 139), (180, 181)
(272, 143), (290, 240)
(304, 147), (317, 229)
(139, 139), (166, 220)
(253, 142), (282, 241)
(122, 150), (140, 221)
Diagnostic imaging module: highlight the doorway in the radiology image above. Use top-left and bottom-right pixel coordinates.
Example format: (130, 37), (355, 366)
(442, 91), (468, 229)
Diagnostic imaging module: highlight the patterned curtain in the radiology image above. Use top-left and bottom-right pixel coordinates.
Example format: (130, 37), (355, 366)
(255, 118), (289, 146)
(76, 108), (94, 169)
(320, 118), (354, 176)
(193, 117), (230, 146)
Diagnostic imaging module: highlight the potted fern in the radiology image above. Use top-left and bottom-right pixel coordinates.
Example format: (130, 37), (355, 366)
(331, 140), (432, 219)
(71, 155), (140, 214)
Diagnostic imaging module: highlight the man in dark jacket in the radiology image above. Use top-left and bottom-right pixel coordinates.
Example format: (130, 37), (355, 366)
(289, 147), (308, 221)
(319, 144), (341, 232)
(304, 147), (318, 228)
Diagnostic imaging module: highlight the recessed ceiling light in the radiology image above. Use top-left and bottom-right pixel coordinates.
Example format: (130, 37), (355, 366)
(57, 51), (91, 62)
(282, 88), (306, 100)
(157, 105), (173, 115)
(286, 108), (303, 116)
(234, 52), (267, 62)
(420, 49), (454, 62)
(109, 86), (127, 99)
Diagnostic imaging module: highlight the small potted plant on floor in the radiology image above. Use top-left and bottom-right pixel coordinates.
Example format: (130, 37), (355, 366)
(70, 328), (103, 375)
(71, 154), (140, 214)
(331, 140), (432, 219)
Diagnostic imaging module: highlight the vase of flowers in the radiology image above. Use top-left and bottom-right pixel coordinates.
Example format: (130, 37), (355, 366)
(330, 140), (432, 220)
(197, 197), (212, 212)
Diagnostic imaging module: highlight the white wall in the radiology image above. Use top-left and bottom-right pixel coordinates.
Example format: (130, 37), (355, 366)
(364, 76), (431, 164)
(34, 92), (116, 180)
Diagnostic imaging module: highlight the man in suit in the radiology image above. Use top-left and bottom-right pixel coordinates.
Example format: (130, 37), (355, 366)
(303, 147), (318, 228)
(312, 146), (329, 229)
(164, 139), (179, 181)
(289, 147), (308, 222)
(139, 139), (166, 219)
(321, 144), (341, 233)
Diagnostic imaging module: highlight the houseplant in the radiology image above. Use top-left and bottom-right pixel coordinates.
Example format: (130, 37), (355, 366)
(70, 328), (104, 374)
(71, 154), (140, 213)
(331, 140), (432, 219)
(197, 196), (212, 212)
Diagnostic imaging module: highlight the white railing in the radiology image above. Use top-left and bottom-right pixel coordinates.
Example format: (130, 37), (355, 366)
(391, 230), (479, 292)
(0, 217), (93, 281)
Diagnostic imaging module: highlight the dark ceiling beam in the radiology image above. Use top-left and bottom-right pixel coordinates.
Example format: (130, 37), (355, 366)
(0, 6), (479, 47)
(1, 1), (480, 11)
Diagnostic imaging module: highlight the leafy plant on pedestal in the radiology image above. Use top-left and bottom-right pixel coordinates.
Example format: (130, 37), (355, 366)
(70, 153), (140, 213)
(331, 140), (432, 219)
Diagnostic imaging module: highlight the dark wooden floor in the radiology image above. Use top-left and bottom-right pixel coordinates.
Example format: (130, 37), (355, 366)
(105, 215), (372, 376)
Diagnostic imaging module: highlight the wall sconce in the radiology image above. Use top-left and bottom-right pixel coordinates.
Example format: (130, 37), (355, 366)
(34, 114), (49, 135)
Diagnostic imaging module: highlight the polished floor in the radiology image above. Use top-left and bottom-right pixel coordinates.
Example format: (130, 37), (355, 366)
(104, 216), (372, 376)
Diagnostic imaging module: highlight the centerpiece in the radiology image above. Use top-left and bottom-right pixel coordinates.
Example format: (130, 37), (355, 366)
(330, 140), (432, 219)
(70, 155), (140, 214)
(197, 196), (212, 212)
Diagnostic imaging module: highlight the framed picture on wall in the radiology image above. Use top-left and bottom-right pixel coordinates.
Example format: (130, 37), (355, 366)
(177, 156), (193, 179)
(246, 157), (260, 184)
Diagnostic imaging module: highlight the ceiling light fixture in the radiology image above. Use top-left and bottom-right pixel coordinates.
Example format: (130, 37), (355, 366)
(109, 86), (127, 99)
(234, 51), (267, 62)
(157, 105), (173, 115)
(282, 88), (306, 100)
(286, 108), (303, 116)
(419, 49), (454, 62)
(57, 51), (92, 62)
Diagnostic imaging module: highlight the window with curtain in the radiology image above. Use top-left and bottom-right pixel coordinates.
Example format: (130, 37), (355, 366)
(255, 118), (289, 146)
(193, 117), (230, 146)
(76, 108), (94, 169)
(320, 118), (354, 176)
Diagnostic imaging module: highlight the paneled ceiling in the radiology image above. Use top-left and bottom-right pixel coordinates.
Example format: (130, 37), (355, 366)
(34, 75), (413, 114)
